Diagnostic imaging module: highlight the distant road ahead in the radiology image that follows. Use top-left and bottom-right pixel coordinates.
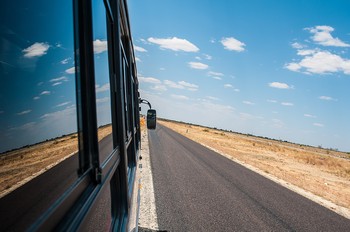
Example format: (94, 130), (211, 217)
(148, 124), (350, 231)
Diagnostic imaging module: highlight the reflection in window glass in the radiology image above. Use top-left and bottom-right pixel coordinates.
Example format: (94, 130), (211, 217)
(81, 184), (113, 231)
(0, 0), (78, 197)
(128, 76), (135, 133)
(92, 0), (113, 163)
(122, 56), (130, 139)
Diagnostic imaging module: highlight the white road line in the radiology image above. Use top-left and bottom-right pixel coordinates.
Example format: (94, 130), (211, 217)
(138, 129), (159, 230)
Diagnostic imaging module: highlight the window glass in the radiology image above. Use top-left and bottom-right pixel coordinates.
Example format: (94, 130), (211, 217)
(92, 0), (113, 163)
(81, 184), (113, 231)
(128, 75), (134, 133)
(0, 0), (78, 197)
(122, 56), (130, 138)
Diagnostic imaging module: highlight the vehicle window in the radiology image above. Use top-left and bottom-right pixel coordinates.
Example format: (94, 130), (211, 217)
(92, 0), (114, 163)
(122, 55), (130, 139)
(0, 0), (78, 197)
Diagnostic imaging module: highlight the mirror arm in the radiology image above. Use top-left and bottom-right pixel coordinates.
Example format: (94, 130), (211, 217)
(139, 98), (152, 109)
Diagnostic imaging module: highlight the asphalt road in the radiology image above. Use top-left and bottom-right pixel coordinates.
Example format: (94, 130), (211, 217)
(148, 124), (350, 232)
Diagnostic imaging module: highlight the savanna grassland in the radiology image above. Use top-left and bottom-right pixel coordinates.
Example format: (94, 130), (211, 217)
(0, 124), (113, 198)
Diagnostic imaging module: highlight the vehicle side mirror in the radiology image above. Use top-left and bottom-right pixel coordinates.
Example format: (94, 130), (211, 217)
(147, 109), (157, 130)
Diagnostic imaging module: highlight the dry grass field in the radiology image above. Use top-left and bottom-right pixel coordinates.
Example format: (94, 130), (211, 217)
(0, 124), (113, 198)
(159, 119), (350, 216)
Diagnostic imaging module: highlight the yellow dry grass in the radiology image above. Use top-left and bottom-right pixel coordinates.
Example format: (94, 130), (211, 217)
(0, 134), (78, 198)
(140, 117), (146, 131)
(0, 124), (116, 198)
(159, 119), (350, 210)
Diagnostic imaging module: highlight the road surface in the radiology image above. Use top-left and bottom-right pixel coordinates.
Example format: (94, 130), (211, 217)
(148, 124), (350, 231)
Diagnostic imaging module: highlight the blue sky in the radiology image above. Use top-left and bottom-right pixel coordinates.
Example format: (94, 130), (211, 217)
(128, 0), (350, 151)
(0, 0), (111, 153)
(1, 1), (349, 153)
(0, 1), (78, 153)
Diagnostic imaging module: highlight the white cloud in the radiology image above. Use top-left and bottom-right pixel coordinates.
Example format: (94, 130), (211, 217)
(164, 80), (184, 89)
(16, 110), (32, 115)
(96, 97), (110, 103)
(207, 96), (219, 101)
(304, 114), (316, 118)
(93, 39), (108, 54)
(268, 82), (292, 89)
(208, 71), (224, 77)
(52, 82), (62, 86)
(56, 102), (71, 107)
(23, 42), (50, 58)
(203, 54), (212, 60)
(267, 99), (278, 103)
(285, 63), (301, 72)
(40, 105), (76, 120)
(313, 123), (324, 127)
(65, 67), (75, 74)
(306, 26), (350, 47)
(178, 81), (198, 89)
(9, 122), (36, 131)
(136, 57), (141, 62)
(224, 84), (233, 88)
(221, 37), (246, 52)
(60, 58), (71, 64)
(50, 76), (68, 82)
(281, 102), (294, 106)
(50, 76), (68, 86)
(291, 42), (304, 49)
(163, 80), (198, 91)
(171, 94), (189, 100)
(186, 88), (197, 92)
(61, 59), (68, 64)
(140, 77), (198, 92)
(151, 85), (167, 92)
(234, 88), (240, 92)
(188, 61), (208, 70)
(285, 50), (350, 75)
(33, 90), (51, 100)
(148, 37), (199, 52)
(271, 118), (285, 128)
(286, 26), (350, 75)
(40, 91), (51, 95)
(96, 83), (110, 93)
(134, 45), (147, 52)
(319, 96), (337, 101)
(297, 49), (317, 56)
(208, 71), (224, 80)
(139, 76), (162, 84)
(243, 101), (255, 105)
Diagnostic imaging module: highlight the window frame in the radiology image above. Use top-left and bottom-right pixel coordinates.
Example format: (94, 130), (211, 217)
(0, 0), (140, 230)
